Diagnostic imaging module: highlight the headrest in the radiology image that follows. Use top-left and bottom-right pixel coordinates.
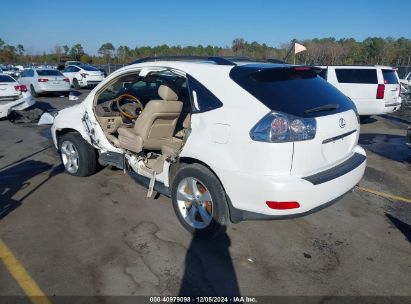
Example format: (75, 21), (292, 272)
(158, 84), (179, 101)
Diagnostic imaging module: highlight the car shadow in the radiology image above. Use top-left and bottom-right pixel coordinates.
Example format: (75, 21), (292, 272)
(0, 160), (62, 220)
(30, 100), (57, 111)
(386, 213), (411, 244)
(380, 114), (411, 125)
(359, 133), (411, 163)
(360, 116), (378, 124)
(69, 90), (83, 96)
(179, 225), (240, 296)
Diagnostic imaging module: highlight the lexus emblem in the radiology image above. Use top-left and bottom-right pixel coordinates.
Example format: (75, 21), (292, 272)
(339, 118), (346, 128)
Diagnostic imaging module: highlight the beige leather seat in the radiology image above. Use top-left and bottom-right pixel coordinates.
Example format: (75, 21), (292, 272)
(117, 85), (183, 153)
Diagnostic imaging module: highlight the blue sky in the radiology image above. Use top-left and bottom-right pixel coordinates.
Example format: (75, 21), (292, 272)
(1, 0), (410, 55)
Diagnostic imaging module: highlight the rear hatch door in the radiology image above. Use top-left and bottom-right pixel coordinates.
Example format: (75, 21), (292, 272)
(382, 69), (400, 105)
(292, 110), (359, 176)
(230, 65), (359, 176)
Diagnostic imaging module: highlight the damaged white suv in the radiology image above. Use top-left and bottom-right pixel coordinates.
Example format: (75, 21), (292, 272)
(44, 57), (366, 238)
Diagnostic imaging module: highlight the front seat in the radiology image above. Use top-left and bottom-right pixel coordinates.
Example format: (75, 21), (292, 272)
(117, 84), (183, 153)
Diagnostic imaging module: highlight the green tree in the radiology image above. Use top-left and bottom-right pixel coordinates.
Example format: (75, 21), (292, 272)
(63, 45), (70, 55)
(16, 44), (25, 56)
(98, 42), (115, 63)
(232, 38), (245, 55)
(117, 45), (131, 63)
(70, 44), (85, 61)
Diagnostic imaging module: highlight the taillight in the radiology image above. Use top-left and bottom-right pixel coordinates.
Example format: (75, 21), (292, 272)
(376, 84), (385, 99)
(38, 78), (48, 82)
(250, 111), (316, 143)
(80, 73), (88, 78)
(63, 78), (70, 82)
(14, 85), (28, 92)
(266, 201), (300, 210)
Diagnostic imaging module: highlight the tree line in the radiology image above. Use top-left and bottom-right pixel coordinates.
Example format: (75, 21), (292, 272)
(1, 37), (410, 66)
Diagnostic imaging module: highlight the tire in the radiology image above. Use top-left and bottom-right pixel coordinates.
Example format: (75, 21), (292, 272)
(58, 133), (97, 177)
(73, 78), (80, 90)
(30, 85), (38, 97)
(171, 163), (229, 239)
(63, 91), (70, 97)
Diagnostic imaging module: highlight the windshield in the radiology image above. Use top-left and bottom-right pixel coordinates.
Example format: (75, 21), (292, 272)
(37, 70), (63, 76)
(382, 69), (398, 84)
(230, 65), (355, 118)
(0, 75), (15, 82)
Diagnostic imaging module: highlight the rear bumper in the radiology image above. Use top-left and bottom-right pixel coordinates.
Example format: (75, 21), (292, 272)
(79, 78), (103, 87)
(38, 83), (71, 92)
(382, 101), (401, 114)
(0, 94), (36, 118)
(356, 98), (401, 115)
(216, 146), (366, 222)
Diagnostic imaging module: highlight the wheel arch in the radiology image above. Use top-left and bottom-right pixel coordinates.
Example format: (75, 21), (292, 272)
(55, 128), (87, 150)
(175, 156), (227, 195)
(176, 156), (237, 224)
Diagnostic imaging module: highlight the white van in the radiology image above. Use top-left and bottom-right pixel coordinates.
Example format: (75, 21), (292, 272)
(319, 66), (401, 117)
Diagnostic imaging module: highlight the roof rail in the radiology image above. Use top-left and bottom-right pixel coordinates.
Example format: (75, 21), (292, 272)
(221, 56), (266, 62)
(130, 56), (236, 66)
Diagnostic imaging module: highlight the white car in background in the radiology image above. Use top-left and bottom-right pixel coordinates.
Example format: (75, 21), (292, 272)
(319, 66), (402, 118)
(0, 74), (35, 118)
(64, 61), (82, 67)
(43, 57), (366, 238)
(62, 65), (105, 89)
(18, 68), (71, 97)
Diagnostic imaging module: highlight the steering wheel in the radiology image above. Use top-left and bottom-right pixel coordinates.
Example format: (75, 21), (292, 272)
(116, 94), (144, 120)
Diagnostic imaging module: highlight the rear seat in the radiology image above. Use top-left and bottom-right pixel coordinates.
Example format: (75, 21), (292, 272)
(161, 113), (191, 157)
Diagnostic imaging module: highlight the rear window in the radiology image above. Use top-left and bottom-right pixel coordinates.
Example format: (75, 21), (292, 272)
(0, 75), (15, 82)
(382, 69), (398, 84)
(80, 65), (98, 71)
(37, 70), (63, 76)
(230, 65), (355, 118)
(335, 68), (377, 84)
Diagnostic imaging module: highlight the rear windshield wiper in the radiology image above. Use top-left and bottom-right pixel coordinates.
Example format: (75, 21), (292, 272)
(304, 104), (339, 114)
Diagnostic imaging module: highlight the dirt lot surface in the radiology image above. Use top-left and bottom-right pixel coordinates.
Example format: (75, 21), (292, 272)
(0, 91), (410, 298)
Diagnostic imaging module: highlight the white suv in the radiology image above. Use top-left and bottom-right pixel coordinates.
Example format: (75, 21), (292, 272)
(43, 57), (366, 238)
(319, 66), (402, 117)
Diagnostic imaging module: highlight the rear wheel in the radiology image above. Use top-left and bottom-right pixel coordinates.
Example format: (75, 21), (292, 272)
(171, 163), (229, 239)
(63, 91), (70, 97)
(30, 85), (38, 97)
(73, 78), (80, 90)
(58, 133), (97, 176)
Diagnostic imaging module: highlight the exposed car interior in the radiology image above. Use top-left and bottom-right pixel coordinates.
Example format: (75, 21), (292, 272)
(94, 69), (192, 174)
